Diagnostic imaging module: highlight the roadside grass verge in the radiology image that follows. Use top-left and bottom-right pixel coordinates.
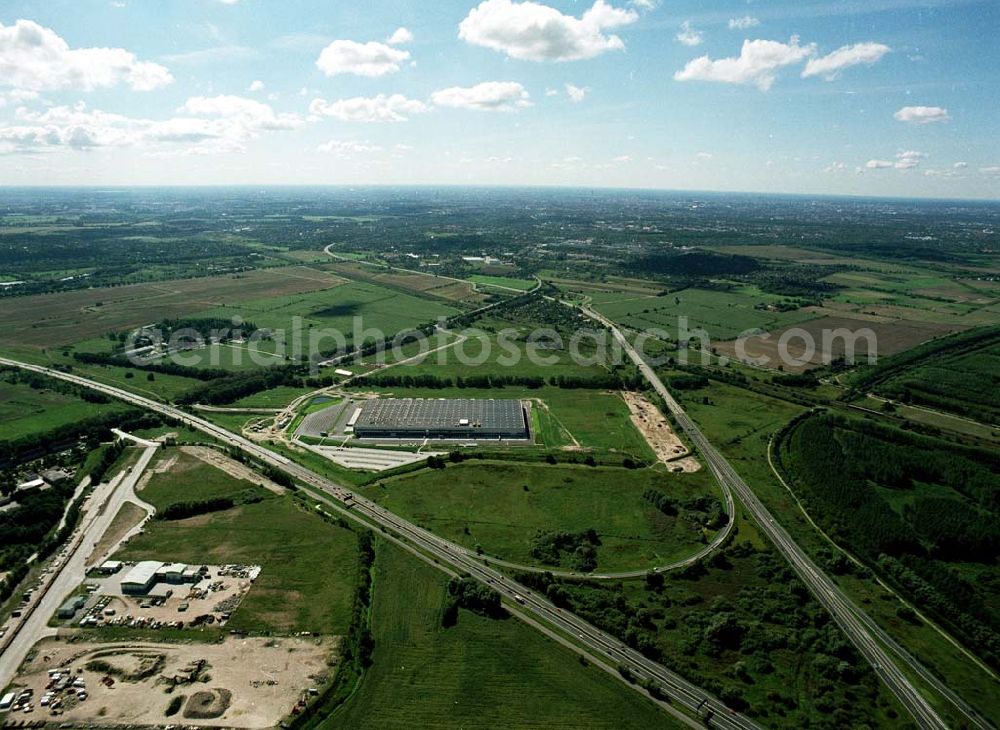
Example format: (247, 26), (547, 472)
(326, 542), (676, 729)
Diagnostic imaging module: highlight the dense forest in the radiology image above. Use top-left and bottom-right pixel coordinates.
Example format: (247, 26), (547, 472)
(777, 411), (1000, 667)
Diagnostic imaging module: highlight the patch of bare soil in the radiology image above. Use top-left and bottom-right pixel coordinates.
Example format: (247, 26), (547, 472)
(11, 636), (337, 728)
(622, 391), (697, 468)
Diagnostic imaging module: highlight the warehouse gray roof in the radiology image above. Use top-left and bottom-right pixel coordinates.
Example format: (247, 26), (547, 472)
(355, 398), (526, 432)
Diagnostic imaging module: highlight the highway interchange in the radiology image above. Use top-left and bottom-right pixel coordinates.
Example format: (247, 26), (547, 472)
(0, 356), (762, 730)
(0, 346), (989, 729)
(579, 306), (991, 730)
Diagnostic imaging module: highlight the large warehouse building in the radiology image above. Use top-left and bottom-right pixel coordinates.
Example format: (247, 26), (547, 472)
(353, 398), (530, 441)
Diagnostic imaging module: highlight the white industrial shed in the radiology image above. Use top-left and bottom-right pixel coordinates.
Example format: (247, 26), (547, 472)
(120, 561), (163, 595)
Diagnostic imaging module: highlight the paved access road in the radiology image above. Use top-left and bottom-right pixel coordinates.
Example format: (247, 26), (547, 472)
(577, 307), (975, 730)
(0, 357), (764, 730)
(0, 442), (159, 689)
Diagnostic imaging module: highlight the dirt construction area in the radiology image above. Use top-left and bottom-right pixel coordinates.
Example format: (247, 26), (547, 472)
(622, 391), (699, 471)
(6, 636), (336, 728)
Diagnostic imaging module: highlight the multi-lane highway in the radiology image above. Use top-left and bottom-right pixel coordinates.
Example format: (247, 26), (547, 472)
(0, 356), (762, 730)
(576, 307), (969, 730)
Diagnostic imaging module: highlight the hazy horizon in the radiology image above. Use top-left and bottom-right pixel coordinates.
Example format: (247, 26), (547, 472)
(1, 0), (998, 198)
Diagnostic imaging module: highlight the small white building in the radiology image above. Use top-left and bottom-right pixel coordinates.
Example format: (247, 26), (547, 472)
(99, 561), (123, 575)
(15, 477), (45, 493)
(120, 561), (163, 595)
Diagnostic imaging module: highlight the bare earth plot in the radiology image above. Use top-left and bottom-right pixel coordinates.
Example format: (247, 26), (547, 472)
(621, 391), (699, 471)
(0, 267), (345, 348)
(714, 313), (962, 372)
(9, 636), (335, 728)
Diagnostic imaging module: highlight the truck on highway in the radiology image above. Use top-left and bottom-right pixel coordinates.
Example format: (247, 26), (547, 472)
(513, 594), (526, 605)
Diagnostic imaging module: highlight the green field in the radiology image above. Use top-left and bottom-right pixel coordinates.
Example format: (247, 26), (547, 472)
(372, 326), (613, 382)
(0, 344), (205, 402)
(196, 280), (459, 341)
(137, 449), (268, 510)
(117, 495), (359, 635)
(327, 543), (677, 729)
(0, 378), (126, 441)
(595, 286), (816, 341)
(467, 274), (536, 291)
(360, 461), (722, 572)
(228, 385), (314, 408)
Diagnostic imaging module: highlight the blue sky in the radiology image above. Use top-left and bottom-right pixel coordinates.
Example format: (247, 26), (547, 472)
(0, 0), (997, 198)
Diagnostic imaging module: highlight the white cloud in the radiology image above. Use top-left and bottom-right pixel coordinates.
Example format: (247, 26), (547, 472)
(387, 27), (414, 45)
(953, 161), (968, 169)
(894, 149), (926, 168)
(458, 0), (638, 62)
(802, 42), (890, 79)
(216, 0), (241, 4)
(695, 151), (713, 159)
(0, 19), (172, 92)
(823, 162), (847, 173)
(310, 94), (429, 122)
(180, 95), (302, 130)
(894, 105), (949, 124)
(612, 154), (632, 163)
(676, 21), (703, 47)
(316, 40), (410, 77)
(980, 166), (1000, 175)
(674, 38), (815, 91)
(565, 83), (588, 102)
(248, 79), (264, 92)
(864, 150), (926, 170)
(728, 16), (760, 30)
(0, 89), (39, 108)
(0, 95), (300, 155)
(317, 139), (383, 157)
(431, 81), (531, 111)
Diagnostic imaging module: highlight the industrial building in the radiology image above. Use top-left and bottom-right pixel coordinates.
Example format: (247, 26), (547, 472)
(57, 596), (85, 620)
(119, 561), (203, 595)
(353, 398), (530, 441)
(120, 561), (162, 595)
